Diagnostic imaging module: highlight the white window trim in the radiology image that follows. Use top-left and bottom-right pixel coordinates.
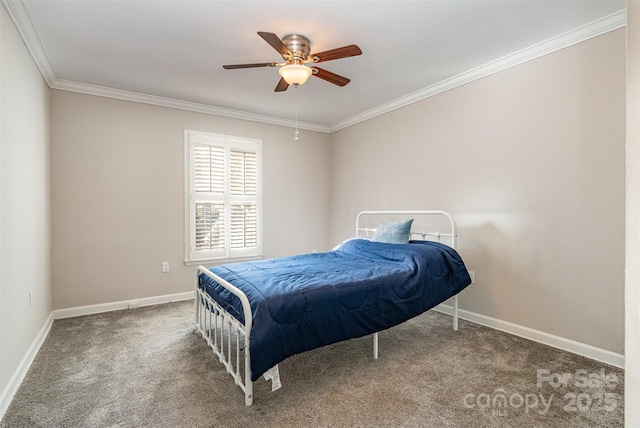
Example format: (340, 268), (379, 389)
(184, 130), (263, 265)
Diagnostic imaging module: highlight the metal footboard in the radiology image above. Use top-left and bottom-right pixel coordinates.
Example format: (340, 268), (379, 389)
(194, 266), (253, 406)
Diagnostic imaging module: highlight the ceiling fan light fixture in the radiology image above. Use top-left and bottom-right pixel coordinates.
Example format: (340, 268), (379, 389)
(279, 63), (312, 85)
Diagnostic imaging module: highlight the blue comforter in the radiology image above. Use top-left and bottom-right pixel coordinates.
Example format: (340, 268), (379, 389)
(199, 239), (471, 381)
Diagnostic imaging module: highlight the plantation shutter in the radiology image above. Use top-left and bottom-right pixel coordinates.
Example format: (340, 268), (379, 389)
(230, 149), (258, 249)
(194, 145), (224, 194)
(194, 144), (225, 252)
(186, 131), (262, 262)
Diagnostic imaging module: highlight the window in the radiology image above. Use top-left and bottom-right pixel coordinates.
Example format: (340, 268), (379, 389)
(185, 130), (262, 263)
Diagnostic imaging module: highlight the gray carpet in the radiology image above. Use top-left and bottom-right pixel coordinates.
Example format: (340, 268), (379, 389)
(1, 300), (624, 427)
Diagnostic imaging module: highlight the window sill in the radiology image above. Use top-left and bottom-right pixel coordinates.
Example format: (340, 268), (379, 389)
(184, 255), (264, 267)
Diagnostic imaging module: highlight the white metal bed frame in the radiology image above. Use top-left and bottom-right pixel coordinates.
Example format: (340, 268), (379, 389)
(194, 210), (461, 406)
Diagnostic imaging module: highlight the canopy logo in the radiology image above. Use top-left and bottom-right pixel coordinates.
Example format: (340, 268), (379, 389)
(463, 389), (553, 416)
(462, 368), (620, 417)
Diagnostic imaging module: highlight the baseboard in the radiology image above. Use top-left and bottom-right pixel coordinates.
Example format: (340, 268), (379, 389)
(433, 303), (624, 369)
(0, 313), (53, 419)
(52, 291), (195, 319)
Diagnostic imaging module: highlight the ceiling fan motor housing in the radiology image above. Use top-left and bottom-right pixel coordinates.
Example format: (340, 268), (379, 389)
(282, 34), (311, 63)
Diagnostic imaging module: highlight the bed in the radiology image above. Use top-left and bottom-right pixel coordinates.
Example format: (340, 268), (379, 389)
(194, 210), (472, 405)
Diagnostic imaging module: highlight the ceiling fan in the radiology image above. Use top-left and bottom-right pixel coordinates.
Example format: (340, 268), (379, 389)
(223, 31), (362, 92)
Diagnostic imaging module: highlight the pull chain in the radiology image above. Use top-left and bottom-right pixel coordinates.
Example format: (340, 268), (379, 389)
(293, 84), (300, 141)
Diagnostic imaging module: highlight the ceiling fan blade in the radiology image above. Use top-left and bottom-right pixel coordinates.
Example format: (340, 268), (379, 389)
(311, 67), (351, 87)
(274, 77), (289, 92)
(223, 62), (278, 70)
(258, 31), (292, 58)
(310, 45), (362, 63)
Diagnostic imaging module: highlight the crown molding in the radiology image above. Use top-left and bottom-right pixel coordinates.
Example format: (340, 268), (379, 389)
(51, 79), (331, 133)
(4, 0), (626, 134)
(2, 0), (56, 86)
(330, 9), (627, 133)
(3, 0), (329, 133)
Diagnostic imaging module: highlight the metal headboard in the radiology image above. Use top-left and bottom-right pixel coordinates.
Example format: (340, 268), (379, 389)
(355, 210), (458, 249)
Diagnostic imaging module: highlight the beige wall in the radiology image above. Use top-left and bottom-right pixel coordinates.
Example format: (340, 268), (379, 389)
(1, 5), (51, 396)
(50, 91), (331, 309)
(330, 29), (626, 353)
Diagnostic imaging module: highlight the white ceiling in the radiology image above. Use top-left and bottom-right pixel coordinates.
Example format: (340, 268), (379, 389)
(6, 0), (626, 131)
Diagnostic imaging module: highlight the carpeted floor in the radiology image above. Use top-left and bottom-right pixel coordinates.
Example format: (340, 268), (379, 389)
(1, 300), (624, 427)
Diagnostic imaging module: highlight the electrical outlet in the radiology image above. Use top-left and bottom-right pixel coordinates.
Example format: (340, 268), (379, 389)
(29, 291), (33, 308)
(162, 262), (170, 273)
(468, 270), (476, 284)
